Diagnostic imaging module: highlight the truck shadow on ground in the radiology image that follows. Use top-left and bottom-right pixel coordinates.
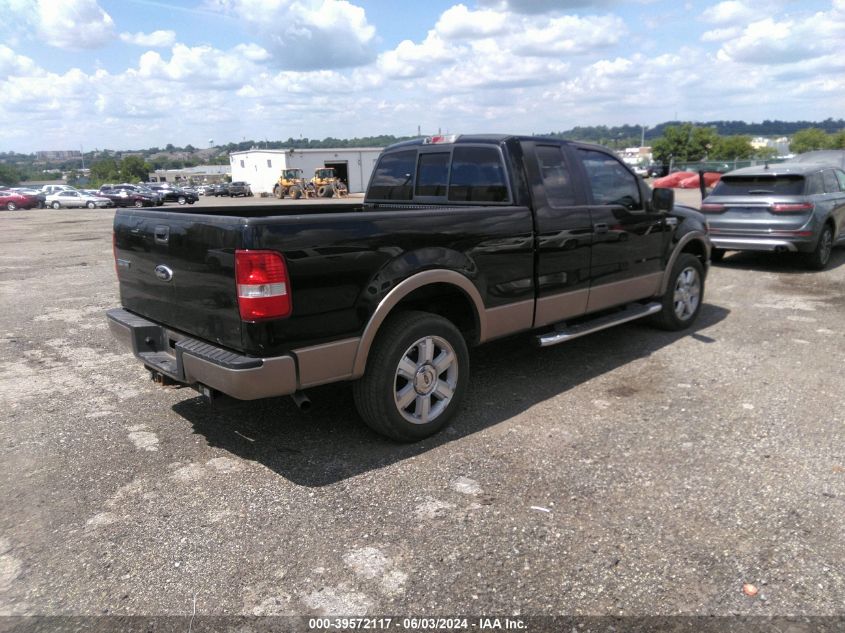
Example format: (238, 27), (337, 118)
(172, 303), (729, 487)
(714, 246), (845, 274)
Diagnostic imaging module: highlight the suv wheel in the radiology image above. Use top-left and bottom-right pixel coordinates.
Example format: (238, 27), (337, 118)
(353, 311), (469, 442)
(178, 196), (187, 205)
(805, 224), (833, 270)
(651, 253), (704, 331)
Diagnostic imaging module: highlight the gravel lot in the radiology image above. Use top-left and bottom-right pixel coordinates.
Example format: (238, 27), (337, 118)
(1, 194), (844, 623)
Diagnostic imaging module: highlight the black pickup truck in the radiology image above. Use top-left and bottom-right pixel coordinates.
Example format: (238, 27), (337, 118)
(108, 135), (710, 441)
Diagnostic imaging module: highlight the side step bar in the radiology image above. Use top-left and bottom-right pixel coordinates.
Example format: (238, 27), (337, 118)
(535, 302), (662, 348)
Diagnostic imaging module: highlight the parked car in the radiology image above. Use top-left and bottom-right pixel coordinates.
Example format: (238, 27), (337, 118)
(102, 184), (164, 206)
(10, 188), (46, 208)
(0, 189), (37, 210)
(211, 183), (231, 197)
(46, 190), (112, 209)
(228, 181), (252, 197)
(701, 162), (845, 269)
(98, 190), (155, 208)
(791, 150), (845, 170)
(145, 185), (198, 205)
(107, 133), (710, 442)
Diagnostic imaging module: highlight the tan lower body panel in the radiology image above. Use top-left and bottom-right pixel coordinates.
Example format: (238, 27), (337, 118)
(586, 272), (662, 313)
(482, 299), (535, 342)
(294, 337), (359, 389)
(534, 288), (589, 328)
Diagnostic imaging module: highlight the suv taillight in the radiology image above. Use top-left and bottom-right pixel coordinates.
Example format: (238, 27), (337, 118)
(771, 202), (813, 213)
(235, 250), (291, 321)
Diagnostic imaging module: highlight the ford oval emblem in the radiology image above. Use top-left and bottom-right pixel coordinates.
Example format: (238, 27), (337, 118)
(154, 265), (174, 282)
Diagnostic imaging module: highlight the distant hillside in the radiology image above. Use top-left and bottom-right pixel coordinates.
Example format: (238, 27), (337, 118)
(549, 118), (845, 144)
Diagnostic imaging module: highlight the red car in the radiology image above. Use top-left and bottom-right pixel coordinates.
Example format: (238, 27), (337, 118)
(0, 190), (36, 211)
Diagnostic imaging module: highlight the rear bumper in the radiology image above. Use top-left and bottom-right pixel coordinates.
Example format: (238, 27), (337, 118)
(710, 237), (802, 253)
(107, 308), (297, 400)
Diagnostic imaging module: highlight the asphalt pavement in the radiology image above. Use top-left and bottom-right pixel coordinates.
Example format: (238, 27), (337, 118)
(1, 195), (844, 625)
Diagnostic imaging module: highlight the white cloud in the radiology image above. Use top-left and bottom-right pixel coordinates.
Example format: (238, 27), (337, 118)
(119, 30), (176, 48)
(37, 0), (115, 50)
(700, 26), (740, 41)
(715, 4), (845, 65)
(435, 4), (509, 39)
(218, 0), (376, 70)
(137, 44), (260, 88)
(478, 0), (615, 13)
(0, 45), (40, 78)
(701, 1), (756, 25)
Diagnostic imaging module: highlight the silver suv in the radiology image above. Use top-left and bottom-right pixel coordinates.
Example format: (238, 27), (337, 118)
(701, 163), (845, 269)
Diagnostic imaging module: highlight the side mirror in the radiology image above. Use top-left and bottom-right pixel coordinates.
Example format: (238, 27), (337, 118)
(652, 187), (674, 213)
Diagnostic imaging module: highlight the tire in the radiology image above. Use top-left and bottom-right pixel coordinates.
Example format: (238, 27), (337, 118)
(317, 185), (333, 198)
(52, 201), (61, 209)
(289, 186), (301, 200)
(86, 201), (96, 209)
(274, 186), (283, 199)
(651, 253), (705, 331)
(6, 202), (17, 211)
(134, 199), (143, 208)
(353, 311), (469, 442)
(805, 224), (834, 270)
(178, 196), (186, 205)
(710, 248), (725, 263)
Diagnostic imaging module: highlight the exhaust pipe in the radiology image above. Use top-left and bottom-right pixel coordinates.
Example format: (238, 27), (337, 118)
(291, 391), (312, 412)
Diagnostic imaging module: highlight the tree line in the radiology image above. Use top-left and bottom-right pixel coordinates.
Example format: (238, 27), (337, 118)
(2, 122), (845, 187)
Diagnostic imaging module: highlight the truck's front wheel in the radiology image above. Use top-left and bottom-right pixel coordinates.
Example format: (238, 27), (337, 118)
(651, 253), (704, 330)
(353, 311), (469, 442)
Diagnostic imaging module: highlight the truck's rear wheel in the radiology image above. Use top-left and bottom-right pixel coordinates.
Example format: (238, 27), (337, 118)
(353, 311), (469, 442)
(289, 186), (302, 199)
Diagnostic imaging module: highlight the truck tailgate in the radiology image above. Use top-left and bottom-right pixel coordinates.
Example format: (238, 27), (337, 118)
(114, 210), (246, 351)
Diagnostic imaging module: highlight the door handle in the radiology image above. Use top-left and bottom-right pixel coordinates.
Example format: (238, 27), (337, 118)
(593, 223), (609, 234)
(154, 225), (170, 244)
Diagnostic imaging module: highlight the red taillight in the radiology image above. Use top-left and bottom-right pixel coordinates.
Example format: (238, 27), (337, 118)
(235, 250), (291, 321)
(700, 203), (725, 213)
(771, 202), (813, 213)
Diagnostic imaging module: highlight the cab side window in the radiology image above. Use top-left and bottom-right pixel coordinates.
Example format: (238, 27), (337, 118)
(536, 145), (575, 207)
(577, 149), (642, 210)
(449, 147), (509, 203)
(835, 169), (845, 192)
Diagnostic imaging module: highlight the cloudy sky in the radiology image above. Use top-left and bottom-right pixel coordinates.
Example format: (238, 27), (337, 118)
(1, 0), (843, 152)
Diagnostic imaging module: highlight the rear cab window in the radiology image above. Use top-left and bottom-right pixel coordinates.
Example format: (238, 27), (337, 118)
(368, 143), (511, 204)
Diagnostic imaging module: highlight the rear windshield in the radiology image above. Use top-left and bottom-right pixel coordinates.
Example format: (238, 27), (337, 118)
(711, 175), (805, 196)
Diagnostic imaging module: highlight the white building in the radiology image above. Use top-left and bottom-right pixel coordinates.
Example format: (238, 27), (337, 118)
(229, 147), (384, 195)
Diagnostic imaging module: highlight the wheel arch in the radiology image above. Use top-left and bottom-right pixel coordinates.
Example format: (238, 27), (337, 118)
(351, 270), (486, 378)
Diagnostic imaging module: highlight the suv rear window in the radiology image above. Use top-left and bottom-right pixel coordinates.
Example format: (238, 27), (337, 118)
(711, 175), (805, 196)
